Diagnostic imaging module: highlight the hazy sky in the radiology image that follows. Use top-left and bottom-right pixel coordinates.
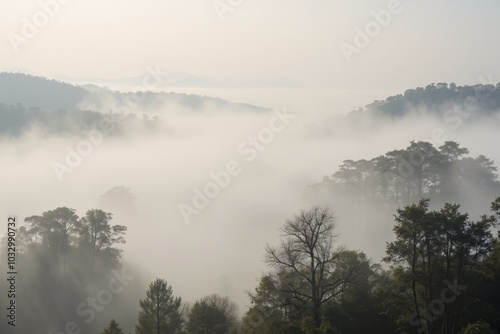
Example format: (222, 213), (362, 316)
(2, 0), (500, 90)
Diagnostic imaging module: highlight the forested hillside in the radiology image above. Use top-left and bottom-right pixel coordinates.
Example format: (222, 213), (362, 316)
(354, 82), (500, 118)
(307, 140), (500, 211)
(0, 72), (267, 137)
(0, 102), (162, 137)
(1, 198), (499, 333)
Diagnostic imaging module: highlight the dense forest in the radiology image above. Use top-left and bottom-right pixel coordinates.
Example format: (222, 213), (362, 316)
(303, 140), (500, 263)
(1, 197), (499, 333)
(352, 82), (500, 118)
(243, 198), (500, 334)
(306, 141), (499, 211)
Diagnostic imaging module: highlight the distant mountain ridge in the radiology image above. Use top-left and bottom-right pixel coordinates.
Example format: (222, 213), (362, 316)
(354, 82), (500, 118)
(0, 72), (269, 137)
(0, 72), (89, 111)
(0, 72), (268, 113)
(2, 73), (499, 137)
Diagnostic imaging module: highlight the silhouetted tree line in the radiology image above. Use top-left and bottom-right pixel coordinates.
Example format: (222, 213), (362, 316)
(1, 198), (499, 333)
(309, 141), (499, 211)
(0, 207), (138, 333)
(240, 199), (500, 333)
(104, 199), (500, 334)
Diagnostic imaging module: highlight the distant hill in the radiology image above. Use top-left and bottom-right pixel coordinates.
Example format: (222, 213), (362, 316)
(0, 72), (268, 113)
(0, 72), (268, 137)
(355, 82), (500, 118)
(0, 102), (163, 137)
(0, 72), (89, 111)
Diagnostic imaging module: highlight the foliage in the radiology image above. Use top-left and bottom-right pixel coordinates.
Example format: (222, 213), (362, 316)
(384, 199), (496, 333)
(186, 301), (228, 334)
(201, 294), (239, 332)
(0, 206), (131, 333)
(136, 278), (183, 334)
(314, 141), (499, 209)
(363, 82), (500, 118)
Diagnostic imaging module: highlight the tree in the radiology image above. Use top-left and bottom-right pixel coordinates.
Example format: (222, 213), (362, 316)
(8, 206), (132, 333)
(438, 141), (469, 200)
(384, 199), (495, 333)
(201, 294), (238, 331)
(136, 278), (183, 334)
(99, 186), (137, 215)
(412, 141), (443, 197)
(370, 155), (393, 202)
(321, 253), (396, 334)
(186, 301), (228, 334)
(473, 198), (500, 330)
(21, 207), (79, 270)
(439, 141), (469, 161)
(241, 301), (288, 334)
(101, 319), (124, 334)
(263, 206), (364, 329)
(332, 159), (362, 195)
(384, 148), (413, 205)
(77, 209), (127, 265)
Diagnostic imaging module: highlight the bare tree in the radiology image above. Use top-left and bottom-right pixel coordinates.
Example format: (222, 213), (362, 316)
(264, 206), (363, 328)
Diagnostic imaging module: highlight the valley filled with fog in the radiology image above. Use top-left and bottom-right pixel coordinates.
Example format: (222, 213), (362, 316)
(1, 1), (500, 333)
(2, 75), (500, 331)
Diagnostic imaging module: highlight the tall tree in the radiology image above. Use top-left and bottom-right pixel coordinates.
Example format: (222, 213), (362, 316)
(263, 206), (364, 329)
(321, 253), (396, 334)
(21, 207), (79, 270)
(77, 209), (127, 265)
(136, 278), (183, 334)
(438, 141), (469, 200)
(332, 159), (362, 196)
(384, 199), (495, 333)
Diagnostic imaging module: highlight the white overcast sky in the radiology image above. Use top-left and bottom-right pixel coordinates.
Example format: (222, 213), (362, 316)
(1, 0), (500, 90)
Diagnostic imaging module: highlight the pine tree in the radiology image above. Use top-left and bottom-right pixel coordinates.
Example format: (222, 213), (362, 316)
(135, 278), (183, 334)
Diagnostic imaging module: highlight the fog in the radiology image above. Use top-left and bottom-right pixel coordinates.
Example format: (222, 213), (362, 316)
(2, 0), (500, 332)
(2, 87), (499, 324)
